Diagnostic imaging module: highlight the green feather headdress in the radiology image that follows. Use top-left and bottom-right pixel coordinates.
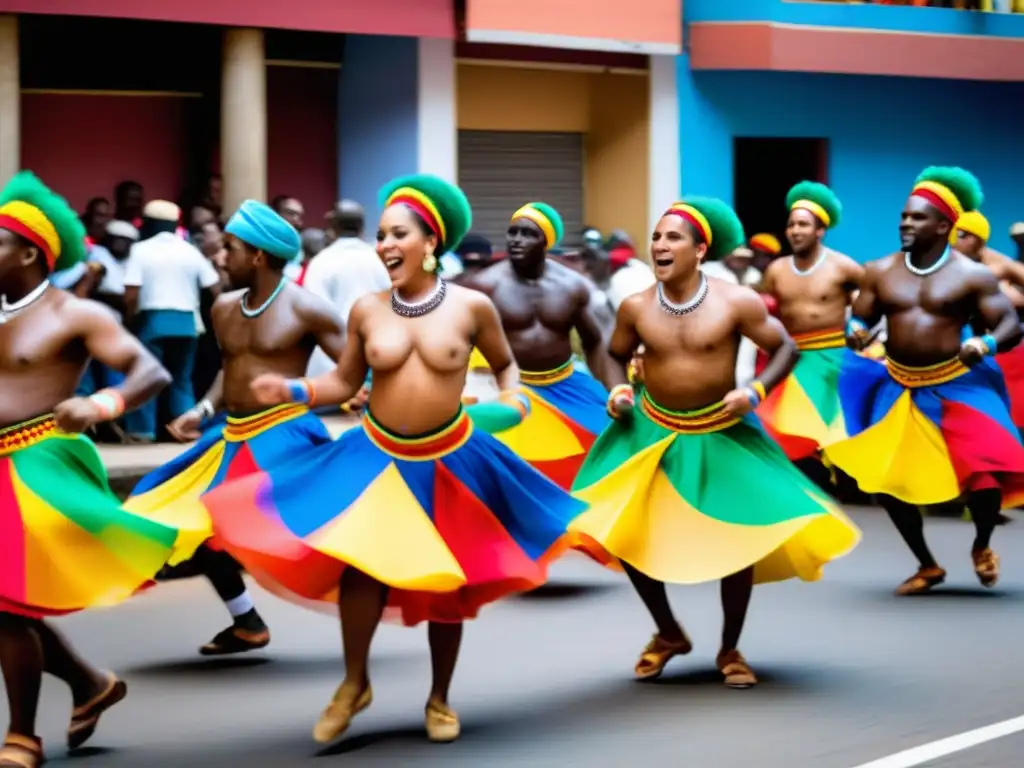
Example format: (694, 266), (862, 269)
(668, 197), (746, 262)
(786, 181), (842, 229)
(379, 174), (473, 254)
(0, 171), (87, 272)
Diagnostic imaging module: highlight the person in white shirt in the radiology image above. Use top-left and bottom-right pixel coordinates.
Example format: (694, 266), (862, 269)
(701, 247), (760, 386)
(122, 201), (222, 441)
(303, 200), (391, 393)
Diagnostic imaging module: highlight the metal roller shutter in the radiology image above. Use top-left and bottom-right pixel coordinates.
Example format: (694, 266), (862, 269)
(457, 130), (585, 250)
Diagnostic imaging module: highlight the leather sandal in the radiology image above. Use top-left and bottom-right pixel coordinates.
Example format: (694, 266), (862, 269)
(67, 673), (127, 750)
(972, 548), (999, 588)
(717, 649), (758, 689)
(312, 684), (372, 744)
(634, 630), (693, 680)
(0, 734), (43, 767)
(895, 566), (946, 596)
(425, 701), (460, 743)
(199, 626), (270, 656)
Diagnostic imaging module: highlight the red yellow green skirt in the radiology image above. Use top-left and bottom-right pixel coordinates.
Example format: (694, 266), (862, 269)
(996, 344), (1024, 429)
(0, 415), (197, 618)
(200, 408), (594, 626)
(825, 355), (1024, 507)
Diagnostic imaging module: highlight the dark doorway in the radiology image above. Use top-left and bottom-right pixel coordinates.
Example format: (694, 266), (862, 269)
(733, 138), (828, 253)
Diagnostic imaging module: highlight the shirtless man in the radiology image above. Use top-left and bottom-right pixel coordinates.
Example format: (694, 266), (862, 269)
(0, 172), (185, 768)
(570, 197), (859, 687)
(758, 182), (863, 480)
(954, 210), (1024, 313)
(127, 199), (343, 655)
(826, 167), (1024, 594)
(461, 202), (611, 487)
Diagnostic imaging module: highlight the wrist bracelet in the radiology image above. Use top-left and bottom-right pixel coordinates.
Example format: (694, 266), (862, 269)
(743, 386), (762, 408)
(89, 388), (125, 421)
(196, 399), (215, 420)
(981, 334), (998, 356)
(750, 380), (767, 402)
(607, 384), (634, 417)
(499, 389), (531, 417)
(286, 378), (311, 404)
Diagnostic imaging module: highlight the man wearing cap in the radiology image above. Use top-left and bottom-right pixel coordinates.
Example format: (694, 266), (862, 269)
(461, 202), (612, 489)
(122, 201), (223, 442)
(127, 199), (345, 656)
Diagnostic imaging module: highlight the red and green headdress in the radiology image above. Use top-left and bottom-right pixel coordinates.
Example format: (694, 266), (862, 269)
(785, 181), (842, 229)
(663, 197), (746, 261)
(379, 174), (473, 254)
(510, 202), (564, 249)
(0, 171), (88, 272)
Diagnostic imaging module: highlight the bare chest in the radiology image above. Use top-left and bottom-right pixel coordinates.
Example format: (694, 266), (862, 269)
(877, 267), (971, 316)
(491, 279), (572, 330)
(364, 307), (471, 372)
(636, 303), (736, 356)
(773, 262), (847, 304)
(217, 308), (309, 358)
(0, 316), (77, 369)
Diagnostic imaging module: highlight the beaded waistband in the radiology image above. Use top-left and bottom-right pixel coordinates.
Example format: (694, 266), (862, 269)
(363, 408), (472, 461)
(520, 360), (574, 387)
(886, 357), (968, 389)
(793, 328), (845, 351)
(640, 391), (741, 434)
(0, 414), (58, 456)
(223, 403), (309, 443)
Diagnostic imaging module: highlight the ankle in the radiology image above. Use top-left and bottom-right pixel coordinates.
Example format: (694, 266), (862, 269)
(232, 608), (266, 632)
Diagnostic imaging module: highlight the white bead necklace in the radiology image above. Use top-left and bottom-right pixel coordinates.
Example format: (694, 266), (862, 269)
(790, 248), (828, 276)
(0, 281), (49, 324)
(904, 245), (950, 277)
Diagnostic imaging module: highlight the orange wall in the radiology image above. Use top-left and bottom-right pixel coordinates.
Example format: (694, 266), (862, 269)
(456, 62), (649, 245)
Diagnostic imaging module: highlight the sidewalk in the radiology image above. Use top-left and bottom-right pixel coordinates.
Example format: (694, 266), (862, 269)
(101, 414), (360, 488)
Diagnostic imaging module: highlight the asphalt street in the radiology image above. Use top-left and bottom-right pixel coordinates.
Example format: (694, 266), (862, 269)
(9, 507), (1024, 768)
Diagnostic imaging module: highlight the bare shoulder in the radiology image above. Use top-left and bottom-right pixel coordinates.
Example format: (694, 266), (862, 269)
(828, 249), (864, 273)
(864, 253), (899, 276)
(291, 281), (339, 319)
(58, 293), (127, 332)
(953, 252), (1000, 287)
(763, 257), (787, 280)
(450, 281), (496, 313)
(464, 261), (506, 291)
(617, 286), (652, 324)
(350, 289), (389, 324)
(716, 280), (765, 317)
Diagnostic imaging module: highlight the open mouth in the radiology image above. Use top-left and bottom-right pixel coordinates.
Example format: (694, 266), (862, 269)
(654, 256), (673, 268)
(385, 257), (403, 272)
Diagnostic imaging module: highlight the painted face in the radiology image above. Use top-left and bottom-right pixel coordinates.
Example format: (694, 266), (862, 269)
(506, 217), (546, 265)
(900, 196), (949, 252)
(376, 204), (436, 291)
(650, 214), (707, 283)
(785, 208), (824, 255)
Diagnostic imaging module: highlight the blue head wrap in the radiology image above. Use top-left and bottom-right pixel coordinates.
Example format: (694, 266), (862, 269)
(225, 199), (301, 263)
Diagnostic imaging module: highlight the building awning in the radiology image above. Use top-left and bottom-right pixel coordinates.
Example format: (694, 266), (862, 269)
(464, 0), (680, 55)
(6, 0), (455, 38)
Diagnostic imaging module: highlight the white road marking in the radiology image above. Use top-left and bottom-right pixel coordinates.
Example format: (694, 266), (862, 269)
(852, 715), (1024, 767)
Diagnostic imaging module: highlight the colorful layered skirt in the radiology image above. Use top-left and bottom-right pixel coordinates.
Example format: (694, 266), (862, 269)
(0, 415), (198, 618)
(491, 361), (610, 488)
(569, 391), (860, 585)
(996, 344), (1024, 429)
(757, 328), (849, 460)
(824, 355), (1024, 507)
(125, 404), (332, 548)
(200, 407), (592, 626)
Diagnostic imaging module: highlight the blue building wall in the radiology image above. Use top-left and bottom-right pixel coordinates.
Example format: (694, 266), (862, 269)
(678, 58), (1024, 259)
(338, 35), (420, 228)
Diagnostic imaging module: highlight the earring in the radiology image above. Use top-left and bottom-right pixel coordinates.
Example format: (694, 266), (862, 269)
(422, 246), (438, 273)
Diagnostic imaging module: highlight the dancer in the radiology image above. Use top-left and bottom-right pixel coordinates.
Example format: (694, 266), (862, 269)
(757, 181), (864, 470)
(461, 202), (610, 487)
(569, 197), (860, 687)
(828, 167), (1024, 594)
(126, 200), (342, 655)
(0, 172), (193, 767)
(954, 210), (1024, 431)
(201, 174), (590, 745)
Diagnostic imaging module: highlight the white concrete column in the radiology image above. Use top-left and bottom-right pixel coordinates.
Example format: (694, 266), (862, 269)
(221, 28), (267, 213)
(417, 37), (457, 183)
(0, 16), (20, 186)
(648, 54), (681, 235)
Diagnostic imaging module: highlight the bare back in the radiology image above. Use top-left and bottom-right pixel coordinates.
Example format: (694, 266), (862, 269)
(464, 259), (589, 371)
(0, 290), (95, 424)
(214, 283), (338, 411)
(866, 251), (994, 365)
(763, 248), (862, 335)
(980, 249), (1024, 309)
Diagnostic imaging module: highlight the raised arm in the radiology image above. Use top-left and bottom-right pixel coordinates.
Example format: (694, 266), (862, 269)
(54, 300), (171, 433)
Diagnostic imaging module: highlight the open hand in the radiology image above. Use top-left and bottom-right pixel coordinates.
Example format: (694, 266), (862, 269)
(722, 387), (756, 418)
(53, 397), (102, 433)
(251, 373), (291, 406)
(167, 410), (203, 442)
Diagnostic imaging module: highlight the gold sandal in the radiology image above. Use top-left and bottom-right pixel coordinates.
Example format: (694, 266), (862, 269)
(717, 649), (758, 689)
(973, 548), (999, 588)
(425, 701), (460, 743)
(895, 566), (946, 596)
(634, 631), (693, 680)
(67, 673), (127, 750)
(0, 734), (43, 768)
(312, 684), (372, 744)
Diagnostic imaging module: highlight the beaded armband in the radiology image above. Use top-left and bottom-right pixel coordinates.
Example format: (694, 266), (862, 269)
(286, 378), (317, 407)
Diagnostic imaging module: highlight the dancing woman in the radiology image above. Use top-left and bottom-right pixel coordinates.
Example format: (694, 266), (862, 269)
(201, 174), (591, 745)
